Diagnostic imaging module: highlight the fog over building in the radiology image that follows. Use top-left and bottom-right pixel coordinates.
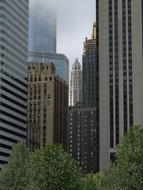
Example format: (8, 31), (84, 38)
(28, 0), (69, 83)
(28, 0), (56, 53)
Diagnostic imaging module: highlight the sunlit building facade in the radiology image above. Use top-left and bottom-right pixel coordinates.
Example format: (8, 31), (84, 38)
(96, 0), (143, 171)
(28, 63), (68, 151)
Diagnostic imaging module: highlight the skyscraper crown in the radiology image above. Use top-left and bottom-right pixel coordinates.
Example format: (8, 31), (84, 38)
(72, 58), (81, 70)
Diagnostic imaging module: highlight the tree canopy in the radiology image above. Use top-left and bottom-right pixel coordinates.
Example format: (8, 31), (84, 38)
(103, 126), (143, 190)
(0, 142), (30, 190)
(81, 173), (104, 190)
(1, 126), (143, 190)
(26, 145), (81, 190)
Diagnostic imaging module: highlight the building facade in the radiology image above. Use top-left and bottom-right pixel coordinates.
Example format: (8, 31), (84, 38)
(96, 0), (143, 170)
(28, 63), (68, 151)
(28, 52), (69, 84)
(68, 105), (98, 173)
(68, 24), (98, 173)
(29, 0), (56, 53)
(70, 59), (82, 106)
(0, 0), (29, 169)
(82, 22), (96, 107)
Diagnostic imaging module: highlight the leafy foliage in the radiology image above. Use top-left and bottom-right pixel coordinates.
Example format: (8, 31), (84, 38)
(81, 173), (104, 190)
(0, 142), (30, 190)
(26, 145), (81, 190)
(1, 126), (143, 190)
(103, 126), (143, 190)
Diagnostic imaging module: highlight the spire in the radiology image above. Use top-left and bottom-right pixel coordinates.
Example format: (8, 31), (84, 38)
(92, 22), (96, 40)
(72, 58), (81, 70)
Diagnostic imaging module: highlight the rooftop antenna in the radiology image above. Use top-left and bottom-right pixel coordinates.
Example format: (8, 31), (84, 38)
(42, 52), (45, 63)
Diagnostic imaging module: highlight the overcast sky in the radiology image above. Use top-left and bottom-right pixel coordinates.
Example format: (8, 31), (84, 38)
(29, 0), (95, 68)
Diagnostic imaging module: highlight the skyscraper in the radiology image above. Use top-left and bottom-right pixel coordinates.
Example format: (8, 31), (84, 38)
(28, 0), (69, 84)
(28, 63), (68, 151)
(70, 59), (82, 106)
(29, 52), (69, 83)
(29, 0), (56, 53)
(0, 0), (29, 169)
(82, 22), (96, 107)
(68, 24), (98, 173)
(96, 0), (143, 170)
(68, 105), (98, 173)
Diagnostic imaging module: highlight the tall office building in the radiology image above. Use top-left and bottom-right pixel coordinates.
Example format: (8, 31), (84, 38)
(28, 63), (68, 151)
(29, 0), (56, 53)
(68, 24), (98, 173)
(29, 52), (69, 83)
(29, 0), (69, 84)
(0, 0), (29, 169)
(70, 59), (82, 106)
(96, 0), (143, 170)
(82, 22), (96, 107)
(68, 105), (98, 173)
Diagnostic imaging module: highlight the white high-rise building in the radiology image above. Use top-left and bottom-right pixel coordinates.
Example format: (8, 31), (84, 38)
(96, 0), (143, 171)
(70, 59), (82, 106)
(0, 0), (29, 169)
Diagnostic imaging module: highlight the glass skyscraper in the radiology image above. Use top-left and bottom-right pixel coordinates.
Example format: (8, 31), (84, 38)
(29, 0), (56, 53)
(28, 0), (69, 84)
(0, 0), (29, 169)
(82, 22), (96, 107)
(29, 52), (69, 83)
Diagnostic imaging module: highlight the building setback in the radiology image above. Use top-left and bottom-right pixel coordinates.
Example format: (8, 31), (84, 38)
(70, 58), (82, 106)
(28, 63), (68, 151)
(96, 0), (143, 171)
(68, 105), (98, 173)
(0, 0), (29, 169)
(82, 22), (96, 107)
(28, 52), (69, 84)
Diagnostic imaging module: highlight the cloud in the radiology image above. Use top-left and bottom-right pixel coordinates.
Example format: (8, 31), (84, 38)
(29, 0), (95, 68)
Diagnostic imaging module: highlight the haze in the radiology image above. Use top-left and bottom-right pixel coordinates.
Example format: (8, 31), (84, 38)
(29, 0), (95, 68)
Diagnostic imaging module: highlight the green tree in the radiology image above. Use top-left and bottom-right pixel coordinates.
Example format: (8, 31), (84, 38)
(81, 173), (104, 190)
(26, 145), (81, 190)
(0, 142), (30, 190)
(103, 126), (143, 190)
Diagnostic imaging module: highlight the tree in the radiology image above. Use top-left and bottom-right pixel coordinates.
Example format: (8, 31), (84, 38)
(81, 173), (104, 190)
(0, 142), (30, 190)
(26, 145), (81, 190)
(103, 126), (143, 190)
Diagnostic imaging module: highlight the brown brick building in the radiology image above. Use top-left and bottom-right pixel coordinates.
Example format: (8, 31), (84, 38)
(27, 62), (68, 151)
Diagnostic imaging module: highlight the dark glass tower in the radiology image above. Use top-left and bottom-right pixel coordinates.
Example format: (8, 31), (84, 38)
(68, 23), (99, 173)
(0, 0), (29, 169)
(29, 0), (56, 53)
(28, 0), (69, 84)
(82, 22), (96, 107)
